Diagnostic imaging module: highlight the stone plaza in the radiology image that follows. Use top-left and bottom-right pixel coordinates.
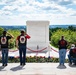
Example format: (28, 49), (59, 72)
(0, 63), (76, 75)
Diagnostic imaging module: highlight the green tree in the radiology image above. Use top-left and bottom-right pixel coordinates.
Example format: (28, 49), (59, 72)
(0, 27), (4, 35)
(7, 29), (20, 48)
(51, 29), (76, 48)
(68, 26), (76, 31)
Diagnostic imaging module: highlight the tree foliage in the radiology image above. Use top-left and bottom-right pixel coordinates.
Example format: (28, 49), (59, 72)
(7, 29), (20, 48)
(0, 27), (4, 35)
(51, 29), (76, 48)
(68, 25), (76, 31)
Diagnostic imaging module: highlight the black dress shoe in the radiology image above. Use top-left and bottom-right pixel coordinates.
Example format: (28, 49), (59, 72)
(2, 64), (5, 66)
(69, 62), (72, 65)
(20, 63), (22, 66)
(74, 63), (76, 65)
(5, 64), (7, 66)
(23, 63), (26, 66)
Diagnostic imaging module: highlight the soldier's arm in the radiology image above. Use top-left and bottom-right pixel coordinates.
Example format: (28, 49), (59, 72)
(26, 34), (31, 39)
(7, 32), (14, 38)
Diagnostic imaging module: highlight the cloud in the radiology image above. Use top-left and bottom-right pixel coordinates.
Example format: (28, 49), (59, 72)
(0, 0), (76, 25)
(0, 0), (6, 5)
(58, 0), (73, 5)
(71, 13), (76, 16)
(5, 0), (16, 5)
(48, 0), (73, 5)
(0, 0), (75, 15)
(0, 9), (12, 16)
(0, 0), (16, 5)
(2, 5), (18, 11)
(73, 0), (76, 4)
(0, 13), (76, 25)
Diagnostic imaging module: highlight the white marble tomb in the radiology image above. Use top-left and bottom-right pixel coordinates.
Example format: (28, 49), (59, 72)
(26, 21), (50, 53)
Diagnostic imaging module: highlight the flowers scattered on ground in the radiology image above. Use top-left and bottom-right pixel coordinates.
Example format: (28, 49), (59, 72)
(0, 56), (68, 63)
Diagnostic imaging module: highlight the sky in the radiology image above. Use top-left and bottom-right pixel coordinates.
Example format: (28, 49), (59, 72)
(0, 0), (76, 25)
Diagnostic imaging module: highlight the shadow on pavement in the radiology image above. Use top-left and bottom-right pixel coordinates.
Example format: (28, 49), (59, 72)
(68, 64), (76, 68)
(0, 66), (7, 71)
(10, 65), (25, 71)
(57, 65), (66, 69)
